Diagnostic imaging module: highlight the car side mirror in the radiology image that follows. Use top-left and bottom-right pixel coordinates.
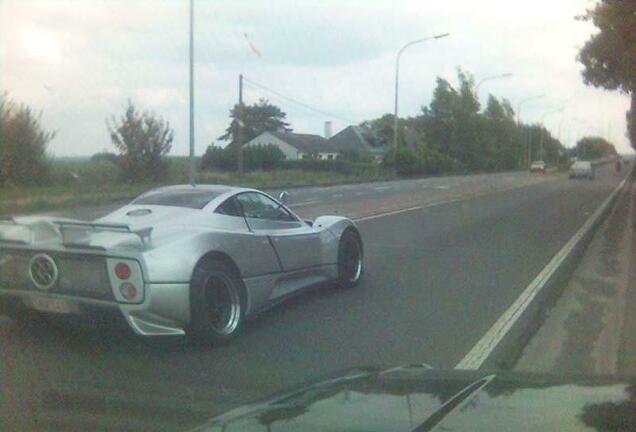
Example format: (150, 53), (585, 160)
(278, 191), (289, 204)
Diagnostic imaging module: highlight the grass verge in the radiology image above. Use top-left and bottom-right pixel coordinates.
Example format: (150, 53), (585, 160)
(1, 168), (393, 215)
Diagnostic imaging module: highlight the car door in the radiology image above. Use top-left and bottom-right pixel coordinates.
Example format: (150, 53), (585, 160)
(235, 192), (325, 273)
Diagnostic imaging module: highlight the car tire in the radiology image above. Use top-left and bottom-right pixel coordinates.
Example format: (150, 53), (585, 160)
(337, 228), (364, 289)
(189, 259), (245, 346)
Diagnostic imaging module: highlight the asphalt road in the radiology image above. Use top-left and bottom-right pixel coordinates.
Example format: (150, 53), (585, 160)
(1, 166), (629, 431)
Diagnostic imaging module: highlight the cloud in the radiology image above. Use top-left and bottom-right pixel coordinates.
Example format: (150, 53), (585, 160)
(1, 0), (632, 156)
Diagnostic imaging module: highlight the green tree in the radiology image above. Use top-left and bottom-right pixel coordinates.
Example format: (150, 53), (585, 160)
(0, 94), (55, 185)
(576, 136), (617, 160)
(359, 113), (394, 147)
(578, 0), (636, 148)
(423, 77), (458, 155)
(219, 98), (291, 146)
(483, 96), (521, 169)
(107, 101), (173, 182)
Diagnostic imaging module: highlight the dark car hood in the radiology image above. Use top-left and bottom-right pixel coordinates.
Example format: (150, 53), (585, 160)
(192, 366), (636, 432)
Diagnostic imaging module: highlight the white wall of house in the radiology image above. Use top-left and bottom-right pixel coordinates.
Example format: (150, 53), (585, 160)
(298, 152), (338, 160)
(318, 153), (337, 160)
(245, 132), (301, 160)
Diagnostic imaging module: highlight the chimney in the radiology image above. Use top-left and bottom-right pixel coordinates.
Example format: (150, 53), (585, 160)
(324, 121), (332, 139)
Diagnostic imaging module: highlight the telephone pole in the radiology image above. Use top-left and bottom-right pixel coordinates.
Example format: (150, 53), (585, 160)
(188, 0), (196, 185)
(237, 74), (244, 174)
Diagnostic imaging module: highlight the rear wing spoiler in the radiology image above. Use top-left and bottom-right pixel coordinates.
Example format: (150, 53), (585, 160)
(0, 218), (33, 245)
(54, 221), (153, 249)
(0, 218), (152, 250)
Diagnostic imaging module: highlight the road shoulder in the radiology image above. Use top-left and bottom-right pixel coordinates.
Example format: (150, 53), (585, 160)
(515, 178), (635, 375)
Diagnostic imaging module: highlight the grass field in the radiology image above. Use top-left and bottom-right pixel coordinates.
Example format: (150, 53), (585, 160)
(1, 157), (393, 214)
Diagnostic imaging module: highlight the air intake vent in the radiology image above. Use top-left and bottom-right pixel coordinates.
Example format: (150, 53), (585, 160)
(126, 209), (152, 217)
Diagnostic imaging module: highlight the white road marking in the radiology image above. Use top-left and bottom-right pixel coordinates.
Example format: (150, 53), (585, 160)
(374, 186), (392, 191)
(289, 200), (320, 208)
(354, 198), (465, 222)
(455, 176), (629, 370)
(355, 205), (424, 222)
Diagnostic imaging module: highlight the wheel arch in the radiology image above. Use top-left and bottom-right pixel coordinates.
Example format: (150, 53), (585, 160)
(341, 225), (364, 257)
(193, 250), (243, 281)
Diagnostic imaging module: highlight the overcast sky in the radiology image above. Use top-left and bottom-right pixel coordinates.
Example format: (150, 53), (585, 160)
(1, 0), (633, 156)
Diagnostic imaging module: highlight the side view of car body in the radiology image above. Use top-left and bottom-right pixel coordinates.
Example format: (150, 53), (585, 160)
(0, 185), (364, 344)
(529, 160), (546, 173)
(569, 160), (595, 180)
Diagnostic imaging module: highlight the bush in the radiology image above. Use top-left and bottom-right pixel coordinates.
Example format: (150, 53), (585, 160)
(200, 145), (235, 171)
(244, 144), (285, 170)
(0, 95), (55, 185)
(384, 146), (461, 177)
(201, 144), (286, 172)
(337, 150), (374, 163)
(281, 159), (355, 174)
(394, 148), (422, 176)
(418, 147), (459, 174)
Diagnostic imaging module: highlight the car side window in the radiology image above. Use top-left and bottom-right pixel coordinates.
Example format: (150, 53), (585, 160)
(215, 197), (242, 217)
(236, 193), (296, 222)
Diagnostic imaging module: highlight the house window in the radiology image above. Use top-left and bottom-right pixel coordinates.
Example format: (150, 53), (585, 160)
(327, 154), (334, 160)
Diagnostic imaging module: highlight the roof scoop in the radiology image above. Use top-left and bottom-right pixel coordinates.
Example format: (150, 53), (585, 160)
(126, 209), (152, 217)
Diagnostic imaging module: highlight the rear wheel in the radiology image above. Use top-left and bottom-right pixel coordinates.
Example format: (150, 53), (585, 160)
(337, 229), (363, 288)
(189, 259), (245, 345)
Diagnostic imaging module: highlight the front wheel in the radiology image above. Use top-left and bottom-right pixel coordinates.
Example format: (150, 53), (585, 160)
(337, 229), (364, 288)
(189, 259), (245, 346)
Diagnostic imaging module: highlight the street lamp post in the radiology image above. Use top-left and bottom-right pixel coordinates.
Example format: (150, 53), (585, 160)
(515, 94), (545, 167)
(392, 33), (449, 171)
(475, 73), (513, 94)
(538, 107), (565, 161)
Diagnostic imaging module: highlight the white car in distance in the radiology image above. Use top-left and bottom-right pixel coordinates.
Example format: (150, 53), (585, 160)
(569, 161), (595, 180)
(530, 161), (546, 174)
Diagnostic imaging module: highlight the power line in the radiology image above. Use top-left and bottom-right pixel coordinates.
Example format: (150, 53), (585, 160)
(242, 81), (349, 123)
(242, 76), (358, 125)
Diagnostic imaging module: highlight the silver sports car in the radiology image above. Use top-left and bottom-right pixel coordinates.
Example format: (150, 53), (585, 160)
(0, 185), (364, 344)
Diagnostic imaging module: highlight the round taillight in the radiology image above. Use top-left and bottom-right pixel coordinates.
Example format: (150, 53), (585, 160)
(115, 262), (131, 280)
(119, 282), (138, 301)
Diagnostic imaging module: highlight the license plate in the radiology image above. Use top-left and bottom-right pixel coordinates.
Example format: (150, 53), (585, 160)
(28, 297), (76, 314)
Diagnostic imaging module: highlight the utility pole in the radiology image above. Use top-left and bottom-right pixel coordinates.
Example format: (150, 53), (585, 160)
(237, 74), (244, 174)
(188, 0), (196, 186)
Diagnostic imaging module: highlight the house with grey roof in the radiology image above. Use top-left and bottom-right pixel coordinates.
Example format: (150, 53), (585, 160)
(245, 125), (389, 162)
(244, 131), (339, 160)
(328, 125), (389, 161)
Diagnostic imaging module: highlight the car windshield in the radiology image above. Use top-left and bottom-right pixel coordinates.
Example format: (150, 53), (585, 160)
(2, 1), (636, 431)
(132, 190), (220, 209)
